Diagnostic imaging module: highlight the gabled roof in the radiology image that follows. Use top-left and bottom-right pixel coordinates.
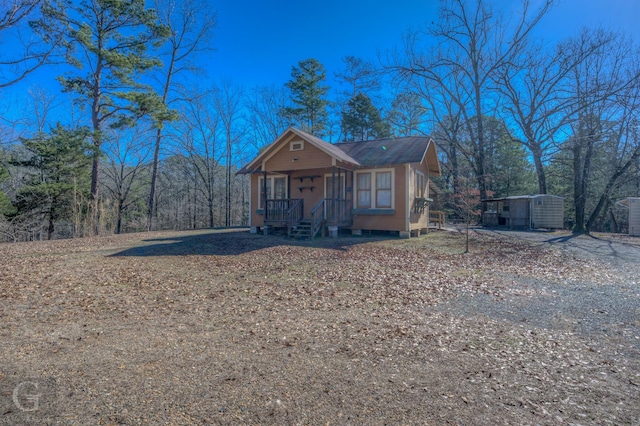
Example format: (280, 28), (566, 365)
(237, 127), (440, 175)
(237, 127), (359, 174)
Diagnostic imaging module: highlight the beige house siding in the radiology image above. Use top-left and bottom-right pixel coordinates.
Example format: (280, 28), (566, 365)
(264, 138), (334, 172)
(249, 173), (262, 227)
(350, 165), (407, 232)
(292, 169), (337, 218)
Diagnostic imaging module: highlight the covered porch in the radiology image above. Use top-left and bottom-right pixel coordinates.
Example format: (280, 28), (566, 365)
(256, 166), (355, 239)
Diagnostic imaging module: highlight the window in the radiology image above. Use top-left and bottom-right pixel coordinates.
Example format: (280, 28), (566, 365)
(355, 169), (394, 209)
(376, 171), (391, 208)
(415, 171), (426, 199)
(290, 140), (304, 151)
(274, 177), (286, 199)
(357, 173), (371, 208)
(258, 175), (287, 208)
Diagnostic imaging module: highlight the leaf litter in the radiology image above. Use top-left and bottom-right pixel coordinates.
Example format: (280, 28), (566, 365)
(0, 229), (638, 424)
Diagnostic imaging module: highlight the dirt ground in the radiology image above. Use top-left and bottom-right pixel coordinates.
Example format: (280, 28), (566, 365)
(1, 228), (639, 425)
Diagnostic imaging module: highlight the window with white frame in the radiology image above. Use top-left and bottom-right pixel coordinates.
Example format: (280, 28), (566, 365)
(356, 173), (371, 208)
(258, 175), (287, 208)
(376, 171), (392, 208)
(415, 170), (426, 199)
(356, 170), (394, 209)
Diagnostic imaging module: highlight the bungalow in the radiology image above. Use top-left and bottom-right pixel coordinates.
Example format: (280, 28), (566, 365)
(237, 127), (441, 238)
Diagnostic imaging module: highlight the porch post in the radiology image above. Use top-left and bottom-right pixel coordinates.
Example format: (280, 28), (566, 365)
(263, 171), (267, 220)
(332, 165), (336, 223)
(338, 168), (343, 223)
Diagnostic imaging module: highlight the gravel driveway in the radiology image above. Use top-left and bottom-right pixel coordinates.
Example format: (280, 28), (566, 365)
(436, 228), (640, 356)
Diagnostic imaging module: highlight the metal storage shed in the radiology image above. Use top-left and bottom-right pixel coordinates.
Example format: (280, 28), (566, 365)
(482, 195), (564, 230)
(616, 197), (640, 236)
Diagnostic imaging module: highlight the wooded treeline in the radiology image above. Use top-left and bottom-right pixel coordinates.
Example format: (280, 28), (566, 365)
(1, 0), (639, 242)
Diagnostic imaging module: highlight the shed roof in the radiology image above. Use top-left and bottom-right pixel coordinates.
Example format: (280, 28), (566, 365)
(482, 194), (565, 202)
(616, 197), (640, 208)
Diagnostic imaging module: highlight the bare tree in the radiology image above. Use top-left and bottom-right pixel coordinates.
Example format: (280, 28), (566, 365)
(334, 56), (380, 98)
(147, 0), (215, 231)
(178, 87), (223, 228)
(211, 80), (244, 227)
(0, 0), (60, 89)
(102, 127), (153, 234)
(390, 0), (553, 200)
(387, 91), (428, 136)
(495, 31), (614, 194)
(565, 30), (640, 233)
(245, 85), (290, 151)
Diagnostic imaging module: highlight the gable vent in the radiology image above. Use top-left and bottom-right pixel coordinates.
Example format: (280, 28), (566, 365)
(290, 140), (304, 151)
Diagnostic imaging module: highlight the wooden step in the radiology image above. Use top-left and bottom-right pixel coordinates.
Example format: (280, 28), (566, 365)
(289, 219), (313, 239)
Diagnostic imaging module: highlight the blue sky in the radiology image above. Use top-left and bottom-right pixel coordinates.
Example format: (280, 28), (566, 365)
(208, 0), (640, 88)
(209, 0), (438, 87)
(2, 0), (640, 121)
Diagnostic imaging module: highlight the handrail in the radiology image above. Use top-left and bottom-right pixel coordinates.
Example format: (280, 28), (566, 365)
(429, 210), (445, 229)
(309, 198), (326, 239)
(286, 199), (304, 236)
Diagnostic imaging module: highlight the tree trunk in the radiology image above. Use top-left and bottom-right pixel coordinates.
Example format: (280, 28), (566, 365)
(586, 145), (640, 231)
(147, 127), (162, 231)
(530, 143), (547, 194)
(572, 141), (586, 233)
(47, 208), (55, 240)
(116, 199), (123, 234)
(90, 56), (103, 236)
(209, 199), (214, 229)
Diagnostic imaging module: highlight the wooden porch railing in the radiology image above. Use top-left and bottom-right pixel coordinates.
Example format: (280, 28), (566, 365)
(429, 210), (445, 229)
(309, 199), (325, 239)
(266, 197), (352, 238)
(265, 199), (299, 223)
(286, 199), (304, 236)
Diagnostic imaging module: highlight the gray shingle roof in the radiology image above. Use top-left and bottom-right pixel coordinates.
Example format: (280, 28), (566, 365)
(335, 136), (431, 166)
(237, 128), (439, 174)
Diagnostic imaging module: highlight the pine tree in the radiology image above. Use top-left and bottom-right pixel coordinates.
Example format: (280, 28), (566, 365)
(283, 58), (330, 136)
(48, 0), (170, 232)
(14, 125), (92, 239)
(0, 159), (14, 218)
(341, 93), (390, 141)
